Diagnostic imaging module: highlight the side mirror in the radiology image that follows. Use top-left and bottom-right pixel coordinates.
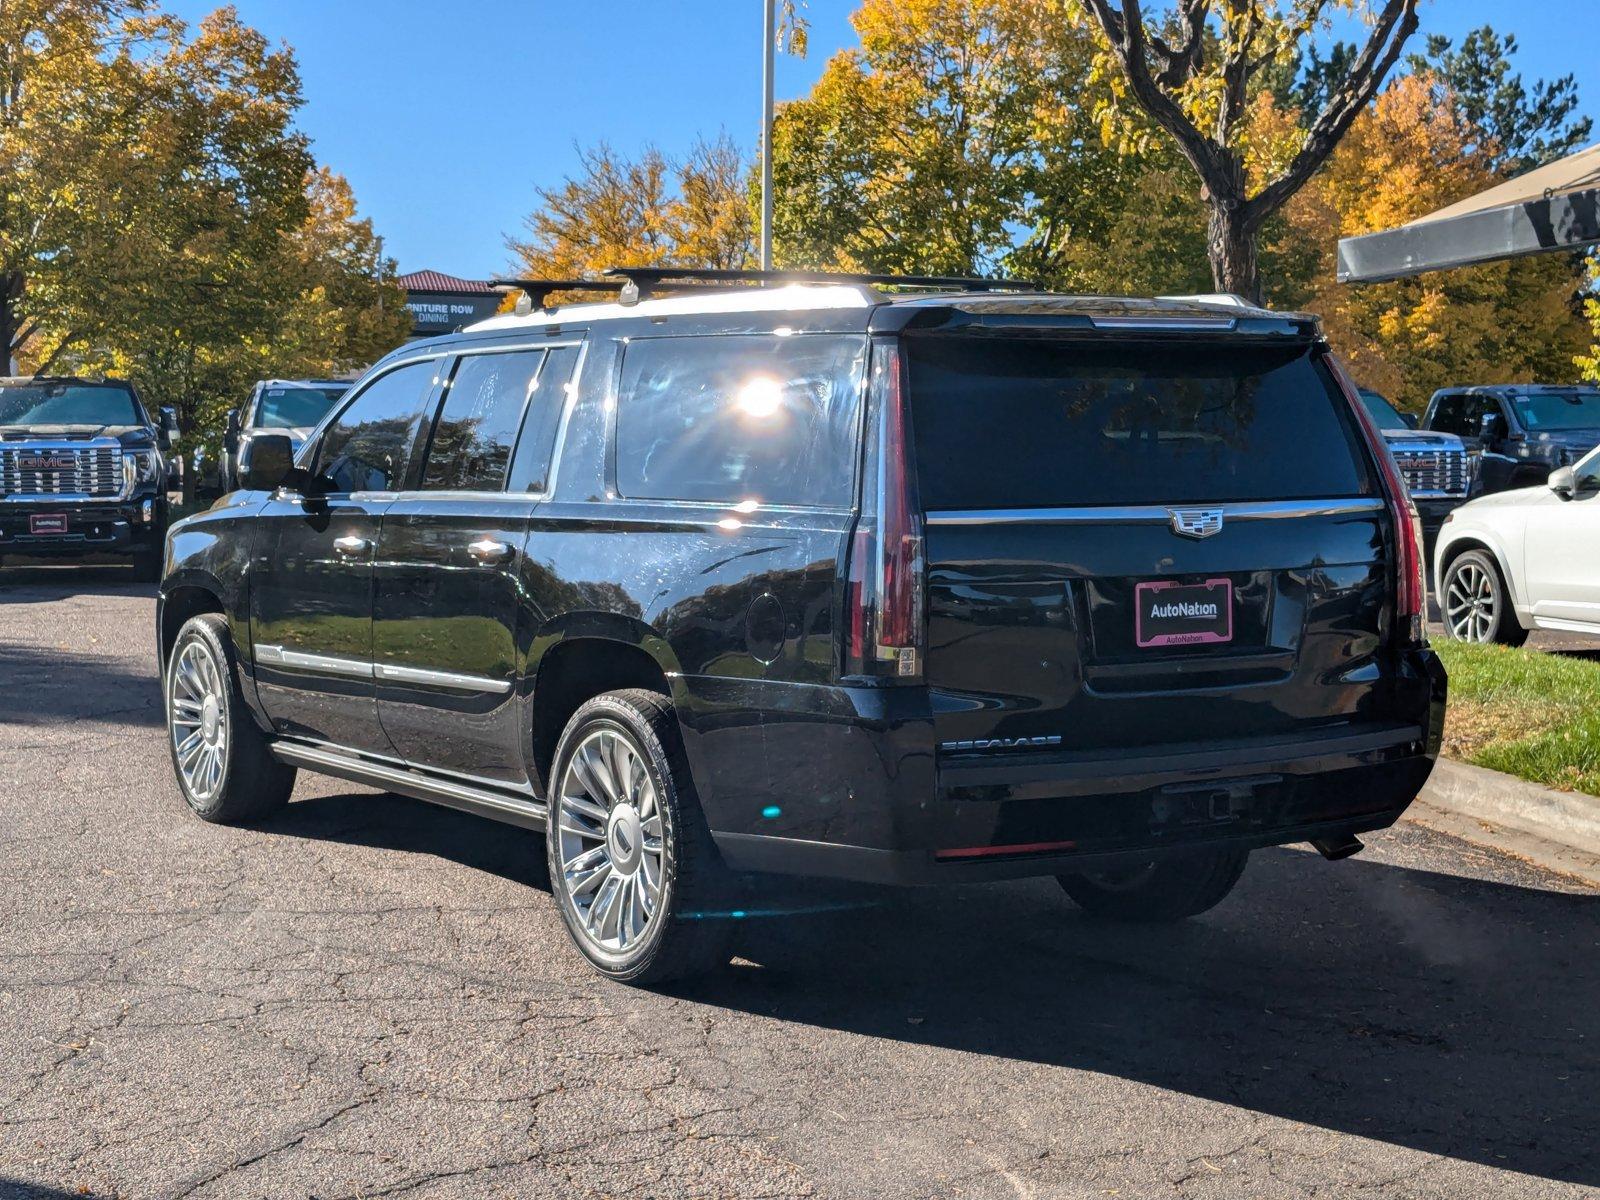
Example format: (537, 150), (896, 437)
(224, 408), (241, 449)
(239, 433), (296, 492)
(1478, 411), (1507, 448)
(1401, 412), (1419, 430)
(1548, 465), (1576, 499)
(159, 406), (179, 450)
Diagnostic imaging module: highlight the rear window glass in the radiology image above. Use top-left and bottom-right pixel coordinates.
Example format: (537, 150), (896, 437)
(906, 338), (1373, 509)
(615, 334), (866, 507)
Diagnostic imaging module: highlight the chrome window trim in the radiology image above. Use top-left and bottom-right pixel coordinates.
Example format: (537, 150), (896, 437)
(924, 498), (1385, 526)
(381, 490), (542, 503)
(253, 644), (374, 679)
(367, 336), (590, 502)
(373, 662), (513, 694)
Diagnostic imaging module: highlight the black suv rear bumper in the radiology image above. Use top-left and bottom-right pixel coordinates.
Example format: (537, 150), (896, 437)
(692, 647), (1447, 885)
(0, 497), (165, 558)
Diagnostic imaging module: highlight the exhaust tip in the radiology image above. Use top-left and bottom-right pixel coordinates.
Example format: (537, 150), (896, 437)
(1311, 835), (1364, 861)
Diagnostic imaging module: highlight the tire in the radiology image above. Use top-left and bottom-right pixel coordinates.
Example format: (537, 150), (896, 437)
(1440, 549), (1527, 646)
(165, 613), (296, 823)
(1058, 848), (1249, 922)
(546, 689), (733, 984)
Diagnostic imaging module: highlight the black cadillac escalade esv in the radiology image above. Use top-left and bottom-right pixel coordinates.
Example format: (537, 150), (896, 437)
(156, 269), (1447, 983)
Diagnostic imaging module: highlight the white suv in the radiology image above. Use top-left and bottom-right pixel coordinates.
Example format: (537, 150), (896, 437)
(1434, 444), (1600, 644)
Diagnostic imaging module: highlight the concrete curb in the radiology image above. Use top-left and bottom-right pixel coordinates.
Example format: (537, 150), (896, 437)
(1405, 758), (1600, 887)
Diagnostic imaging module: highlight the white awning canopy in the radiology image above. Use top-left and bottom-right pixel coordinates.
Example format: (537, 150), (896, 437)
(1337, 142), (1600, 283)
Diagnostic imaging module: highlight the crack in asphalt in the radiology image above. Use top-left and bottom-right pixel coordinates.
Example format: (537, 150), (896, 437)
(4, 582), (1600, 1199)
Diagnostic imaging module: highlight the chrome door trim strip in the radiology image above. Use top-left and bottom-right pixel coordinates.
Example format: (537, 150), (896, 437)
(924, 498), (1385, 526)
(268, 740), (547, 831)
(373, 662), (514, 694)
(253, 643), (374, 678)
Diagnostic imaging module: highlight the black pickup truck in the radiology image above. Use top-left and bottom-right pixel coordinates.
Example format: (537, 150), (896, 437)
(1424, 384), (1600, 496)
(0, 376), (177, 579)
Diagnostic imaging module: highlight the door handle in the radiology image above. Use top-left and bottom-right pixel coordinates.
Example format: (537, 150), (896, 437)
(467, 537), (512, 563)
(332, 535), (369, 557)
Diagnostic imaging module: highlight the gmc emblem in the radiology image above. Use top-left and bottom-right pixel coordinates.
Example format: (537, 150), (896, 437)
(19, 454), (76, 471)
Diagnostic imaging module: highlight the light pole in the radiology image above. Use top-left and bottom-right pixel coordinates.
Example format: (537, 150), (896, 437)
(760, 0), (775, 270)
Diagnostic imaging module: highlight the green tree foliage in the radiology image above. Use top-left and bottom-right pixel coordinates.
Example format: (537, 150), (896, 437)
(509, 134), (753, 278)
(770, 0), (1076, 277)
(761, 0), (1590, 405)
(1410, 26), (1592, 173)
(1274, 75), (1589, 408)
(5, 3), (407, 478)
(768, 0), (1212, 292)
(1077, 0), (1422, 300)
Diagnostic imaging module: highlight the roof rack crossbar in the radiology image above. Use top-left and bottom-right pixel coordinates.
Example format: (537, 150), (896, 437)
(491, 278), (628, 311)
(599, 266), (1037, 304)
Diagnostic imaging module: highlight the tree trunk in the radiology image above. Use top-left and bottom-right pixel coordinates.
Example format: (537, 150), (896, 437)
(1205, 200), (1260, 303)
(0, 272), (19, 371)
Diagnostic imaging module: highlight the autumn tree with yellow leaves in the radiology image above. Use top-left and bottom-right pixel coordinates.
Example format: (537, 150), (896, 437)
(508, 135), (754, 279)
(1270, 75), (1590, 408)
(3, 1), (408, 474)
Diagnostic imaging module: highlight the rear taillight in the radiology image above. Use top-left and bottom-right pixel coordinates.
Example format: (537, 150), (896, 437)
(1326, 353), (1426, 646)
(845, 341), (925, 681)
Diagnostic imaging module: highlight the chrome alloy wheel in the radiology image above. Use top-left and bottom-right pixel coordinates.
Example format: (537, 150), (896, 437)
(556, 726), (665, 955)
(168, 640), (228, 802)
(1445, 560), (1496, 642)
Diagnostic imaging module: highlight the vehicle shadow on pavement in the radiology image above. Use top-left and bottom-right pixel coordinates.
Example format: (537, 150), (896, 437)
(0, 1181), (88, 1199)
(259, 791), (1599, 1187)
(0, 641), (164, 728)
(260, 790), (552, 892)
(691, 844), (1600, 1189)
(0, 562), (155, 599)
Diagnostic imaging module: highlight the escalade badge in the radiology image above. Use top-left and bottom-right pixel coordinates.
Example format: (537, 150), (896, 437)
(1169, 508), (1224, 539)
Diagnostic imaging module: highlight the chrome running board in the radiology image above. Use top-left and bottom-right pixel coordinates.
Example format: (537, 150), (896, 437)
(269, 741), (548, 832)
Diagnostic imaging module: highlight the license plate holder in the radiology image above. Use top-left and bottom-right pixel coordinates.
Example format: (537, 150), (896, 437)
(29, 513), (69, 535)
(1134, 578), (1233, 648)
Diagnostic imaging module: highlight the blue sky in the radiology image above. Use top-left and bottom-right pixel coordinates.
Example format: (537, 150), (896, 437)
(166, 1), (1600, 280)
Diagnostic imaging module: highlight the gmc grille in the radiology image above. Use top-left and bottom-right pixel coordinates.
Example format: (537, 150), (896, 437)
(0, 445), (123, 497)
(1391, 447), (1469, 497)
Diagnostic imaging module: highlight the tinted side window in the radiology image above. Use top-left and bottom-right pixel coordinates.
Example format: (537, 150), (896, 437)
(423, 351), (544, 491)
(507, 344), (581, 493)
(1430, 395), (1468, 435)
(317, 361), (437, 494)
(615, 334), (866, 506)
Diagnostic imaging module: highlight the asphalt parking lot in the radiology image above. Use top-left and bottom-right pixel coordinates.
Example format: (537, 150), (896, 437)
(3, 562), (1599, 1200)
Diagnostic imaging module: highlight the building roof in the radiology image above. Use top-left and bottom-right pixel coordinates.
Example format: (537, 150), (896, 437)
(397, 269), (497, 294)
